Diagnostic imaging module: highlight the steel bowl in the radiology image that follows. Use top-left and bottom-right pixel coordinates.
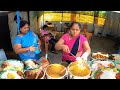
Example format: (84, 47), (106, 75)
(45, 64), (68, 79)
(67, 61), (91, 79)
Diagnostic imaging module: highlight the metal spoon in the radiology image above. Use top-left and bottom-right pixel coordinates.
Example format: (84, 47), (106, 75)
(35, 66), (43, 79)
(45, 53), (48, 60)
(35, 54), (49, 79)
(70, 52), (86, 66)
(58, 68), (66, 75)
(70, 53), (77, 58)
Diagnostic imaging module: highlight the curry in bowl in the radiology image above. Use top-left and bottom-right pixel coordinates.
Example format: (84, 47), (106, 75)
(68, 61), (91, 77)
(46, 64), (66, 78)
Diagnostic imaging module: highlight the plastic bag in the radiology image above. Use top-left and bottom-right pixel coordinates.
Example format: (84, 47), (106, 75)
(0, 49), (7, 65)
(0, 49), (7, 61)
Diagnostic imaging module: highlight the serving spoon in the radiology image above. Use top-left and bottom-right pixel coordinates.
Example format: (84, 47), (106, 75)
(35, 53), (49, 79)
(35, 66), (43, 79)
(70, 53), (86, 69)
(70, 53), (77, 58)
(70, 52), (83, 62)
(57, 68), (66, 76)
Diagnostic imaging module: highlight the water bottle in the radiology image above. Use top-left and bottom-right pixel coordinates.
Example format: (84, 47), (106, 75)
(34, 42), (40, 54)
(35, 49), (40, 54)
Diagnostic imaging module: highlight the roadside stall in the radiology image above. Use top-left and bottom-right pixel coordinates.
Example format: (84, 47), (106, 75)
(0, 11), (120, 79)
(89, 52), (120, 79)
(0, 51), (120, 79)
(0, 57), (49, 79)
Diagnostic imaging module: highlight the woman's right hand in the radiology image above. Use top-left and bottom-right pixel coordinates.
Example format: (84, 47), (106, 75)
(61, 45), (70, 53)
(29, 45), (36, 52)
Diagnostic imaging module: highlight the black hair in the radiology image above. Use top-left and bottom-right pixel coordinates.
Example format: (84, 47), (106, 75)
(69, 22), (81, 30)
(14, 15), (22, 21)
(48, 33), (52, 35)
(20, 20), (30, 28)
(43, 25), (48, 29)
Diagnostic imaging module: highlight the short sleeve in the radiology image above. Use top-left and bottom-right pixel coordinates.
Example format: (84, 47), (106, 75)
(13, 36), (22, 45)
(60, 34), (68, 42)
(35, 34), (39, 41)
(80, 34), (87, 43)
(31, 31), (39, 41)
(82, 35), (87, 42)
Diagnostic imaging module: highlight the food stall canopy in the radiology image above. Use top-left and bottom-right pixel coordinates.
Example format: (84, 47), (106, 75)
(0, 11), (11, 16)
(111, 11), (120, 13)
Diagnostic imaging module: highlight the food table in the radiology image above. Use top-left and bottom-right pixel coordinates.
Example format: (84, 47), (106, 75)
(0, 53), (120, 79)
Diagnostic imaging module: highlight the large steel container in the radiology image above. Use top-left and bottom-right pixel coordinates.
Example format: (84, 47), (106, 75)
(45, 64), (68, 79)
(67, 61), (91, 79)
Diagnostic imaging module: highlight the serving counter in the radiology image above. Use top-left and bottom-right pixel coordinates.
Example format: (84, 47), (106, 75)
(0, 54), (120, 79)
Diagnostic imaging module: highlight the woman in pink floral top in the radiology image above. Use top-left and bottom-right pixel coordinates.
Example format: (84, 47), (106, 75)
(55, 22), (91, 64)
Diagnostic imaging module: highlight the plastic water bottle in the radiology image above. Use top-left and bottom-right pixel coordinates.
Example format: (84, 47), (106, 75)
(35, 49), (40, 54)
(34, 42), (40, 54)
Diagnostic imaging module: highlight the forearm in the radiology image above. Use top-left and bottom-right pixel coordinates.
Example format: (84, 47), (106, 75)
(85, 48), (91, 56)
(15, 47), (30, 54)
(55, 43), (64, 50)
(55, 38), (65, 51)
(76, 49), (91, 58)
(38, 39), (42, 50)
(80, 49), (91, 62)
(38, 38), (41, 46)
(83, 41), (91, 57)
(76, 51), (82, 57)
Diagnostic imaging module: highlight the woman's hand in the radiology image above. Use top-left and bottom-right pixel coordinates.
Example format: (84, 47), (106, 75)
(61, 45), (70, 53)
(76, 57), (85, 63)
(29, 45), (36, 52)
(43, 35), (50, 43)
(81, 52), (89, 62)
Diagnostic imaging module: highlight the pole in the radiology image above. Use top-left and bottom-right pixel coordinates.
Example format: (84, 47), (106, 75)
(61, 11), (63, 32)
(92, 11), (96, 33)
(28, 11), (30, 23)
(43, 11), (44, 26)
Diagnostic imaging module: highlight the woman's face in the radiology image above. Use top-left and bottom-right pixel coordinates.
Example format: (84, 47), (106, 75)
(70, 24), (81, 37)
(20, 24), (29, 34)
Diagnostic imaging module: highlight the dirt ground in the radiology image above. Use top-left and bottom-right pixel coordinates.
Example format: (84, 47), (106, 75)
(90, 35), (116, 54)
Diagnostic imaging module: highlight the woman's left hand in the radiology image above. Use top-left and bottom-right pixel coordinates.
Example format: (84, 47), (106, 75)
(29, 45), (36, 52)
(76, 57), (85, 63)
(81, 52), (89, 62)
